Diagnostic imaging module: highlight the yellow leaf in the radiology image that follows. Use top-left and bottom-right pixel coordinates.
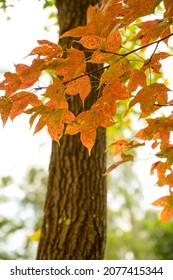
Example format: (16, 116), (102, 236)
(28, 229), (41, 242)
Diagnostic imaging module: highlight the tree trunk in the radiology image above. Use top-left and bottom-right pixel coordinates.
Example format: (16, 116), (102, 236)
(36, 0), (107, 260)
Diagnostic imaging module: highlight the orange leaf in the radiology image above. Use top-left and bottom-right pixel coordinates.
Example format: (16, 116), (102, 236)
(54, 48), (86, 82)
(104, 31), (122, 53)
(89, 50), (114, 64)
(164, 0), (173, 17)
(66, 109), (114, 154)
(28, 39), (63, 59)
(43, 77), (67, 110)
(141, 52), (170, 74)
(0, 96), (12, 125)
(152, 195), (173, 222)
(0, 72), (21, 96)
(79, 30), (122, 53)
(100, 58), (131, 86)
(15, 63), (41, 89)
(34, 109), (75, 142)
(133, 20), (171, 46)
(110, 140), (129, 155)
(102, 78), (128, 100)
(150, 161), (171, 187)
(127, 69), (147, 94)
(10, 91), (42, 120)
(122, 0), (161, 26)
(79, 35), (105, 50)
(61, 5), (103, 38)
(65, 75), (91, 104)
(129, 83), (169, 115)
(26, 105), (75, 143)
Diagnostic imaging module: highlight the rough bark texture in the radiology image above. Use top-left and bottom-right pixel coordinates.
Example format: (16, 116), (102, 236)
(36, 0), (107, 260)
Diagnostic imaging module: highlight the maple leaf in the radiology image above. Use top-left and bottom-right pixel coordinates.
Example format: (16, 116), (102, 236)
(141, 52), (170, 74)
(110, 139), (144, 155)
(157, 146), (173, 165)
(132, 20), (171, 46)
(65, 75), (91, 104)
(26, 105), (75, 143)
(60, 5), (104, 38)
(79, 35), (105, 50)
(0, 96), (12, 125)
(122, 0), (161, 26)
(127, 69), (147, 94)
(28, 39), (63, 60)
(136, 115), (173, 142)
(110, 139), (129, 155)
(100, 58), (131, 86)
(88, 50), (114, 64)
(100, 0), (124, 36)
(92, 78), (128, 120)
(150, 161), (172, 187)
(34, 109), (75, 142)
(61, 1), (125, 40)
(0, 72), (21, 96)
(66, 109), (114, 155)
(79, 30), (122, 53)
(10, 91), (42, 120)
(129, 83), (169, 116)
(152, 195), (173, 222)
(43, 77), (67, 110)
(15, 63), (42, 89)
(54, 48), (86, 82)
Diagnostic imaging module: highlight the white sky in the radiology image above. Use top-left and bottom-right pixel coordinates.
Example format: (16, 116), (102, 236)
(0, 0), (172, 209)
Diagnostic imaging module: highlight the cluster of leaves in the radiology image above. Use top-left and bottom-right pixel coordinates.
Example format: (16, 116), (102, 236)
(1, 0), (173, 221)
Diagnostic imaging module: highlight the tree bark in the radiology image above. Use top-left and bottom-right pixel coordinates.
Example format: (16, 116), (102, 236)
(36, 0), (107, 260)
